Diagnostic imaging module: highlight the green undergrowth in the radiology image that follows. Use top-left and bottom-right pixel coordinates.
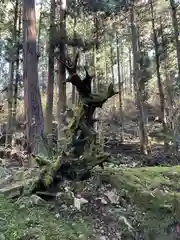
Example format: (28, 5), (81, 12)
(98, 165), (180, 237)
(0, 196), (93, 240)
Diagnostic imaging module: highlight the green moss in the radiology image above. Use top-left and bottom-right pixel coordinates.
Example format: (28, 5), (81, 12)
(34, 156), (51, 167)
(67, 103), (84, 134)
(0, 196), (93, 240)
(43, 172), (53, 186)
(98, 166), (180, 236)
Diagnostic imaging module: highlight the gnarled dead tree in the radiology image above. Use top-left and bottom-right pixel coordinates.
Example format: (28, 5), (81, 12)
(31, 52), (118, 194)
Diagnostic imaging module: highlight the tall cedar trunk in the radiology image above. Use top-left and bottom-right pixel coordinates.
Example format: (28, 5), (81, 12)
(150, 0), (169, 151)
(93, 14), (99, 92)
(115, 32), (123, 142)
(72, 47), (76, 105)
(137, 29), (149, 145)
(93, 45), (97, 92)
(93, 14), (99, 131)
(45, 0), (55, 134)
(128, 47), (133, 96)
(130, 4), (149, 154)
(169, 0), (180, 80)
(71, 3), (77, 105)
(110, 43), (115, 86)
(160, 17), (174, 130)
(120, 48), (124, 98)
(110, 40), (116, 115)
(6, 0), (18, 146)
(104, 42), (108, 84)
(23, 0), (46, 157)
(57, 0), (67, 148)
(13, 5), (21, 126)
(37, 0), (43, 52)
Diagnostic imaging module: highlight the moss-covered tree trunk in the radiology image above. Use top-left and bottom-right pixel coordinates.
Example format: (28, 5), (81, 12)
(31, 52), (118, 193)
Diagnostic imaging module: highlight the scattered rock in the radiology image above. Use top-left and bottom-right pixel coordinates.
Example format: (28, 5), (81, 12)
(16, 194), (45, 208)
(61, 204), (68, 210)
(56, 190), (74, 206)
(19, 204), (25, 209)
(74, 196), (88, 210)
(74, 197), (81, 210)
(104, 189), (119, 204)
(0, 166), (12, 178)
(0, 233), (5, 240)
(79, 234), (86, 239)
(0, 158), (5, 166)
(0, 183), (23, 198)
(0, 175), (14, 188)
(98, 235), (107, 240)
(79, 197), (88, 204)
(29, 194), (45, 205)
(55, 213), (60, 218)
(96, 197), (108, 205)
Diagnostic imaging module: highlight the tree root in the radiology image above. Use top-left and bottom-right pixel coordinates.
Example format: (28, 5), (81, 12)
(31, 152), (110, 193)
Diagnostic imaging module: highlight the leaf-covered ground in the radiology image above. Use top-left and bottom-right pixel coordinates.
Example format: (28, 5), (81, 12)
(1, 166), (180, 239)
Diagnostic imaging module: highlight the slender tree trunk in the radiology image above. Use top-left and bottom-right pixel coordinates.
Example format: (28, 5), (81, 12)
(110, 41), (116, 115)
(6, 0), (19, 146)
(93, 14), (99, 92)
(104, 42), (108, 85)
(6, 63), (14, 146)
(72, 3), (77, 105)
(13, 5), (22, 126)
(110, 43), (115, 86)
(137, 30), (150, 151)
(128, 47), (133, 96)
(45, 0), (55, 134)
(150, 0), (168, 151)
(93, 14), (99, 131)
(23, 0), (47, 158)
(37, 0), (43, 52)
(160, 17), (174, 131)
(169, 0), (180, 80)
(93, 45), (97, 92)
(116, 32), (123, 142)
(56, 0), (67, 149)
(120, 62), (125, 98)
(130, 3), (149, 154)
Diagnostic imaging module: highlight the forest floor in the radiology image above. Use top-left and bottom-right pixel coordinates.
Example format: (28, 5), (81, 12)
(1, 103), (180, 239)
(1, 166), (180, 239)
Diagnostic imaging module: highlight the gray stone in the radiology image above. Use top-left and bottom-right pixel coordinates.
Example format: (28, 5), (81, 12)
(0, 183), (23, 198)
(0, 233), (5, 240)
(99, 236), (106, 240)
(0, 166), (12, 178)
(104, 189), (119, 204)
(29, 194), (45, 205)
